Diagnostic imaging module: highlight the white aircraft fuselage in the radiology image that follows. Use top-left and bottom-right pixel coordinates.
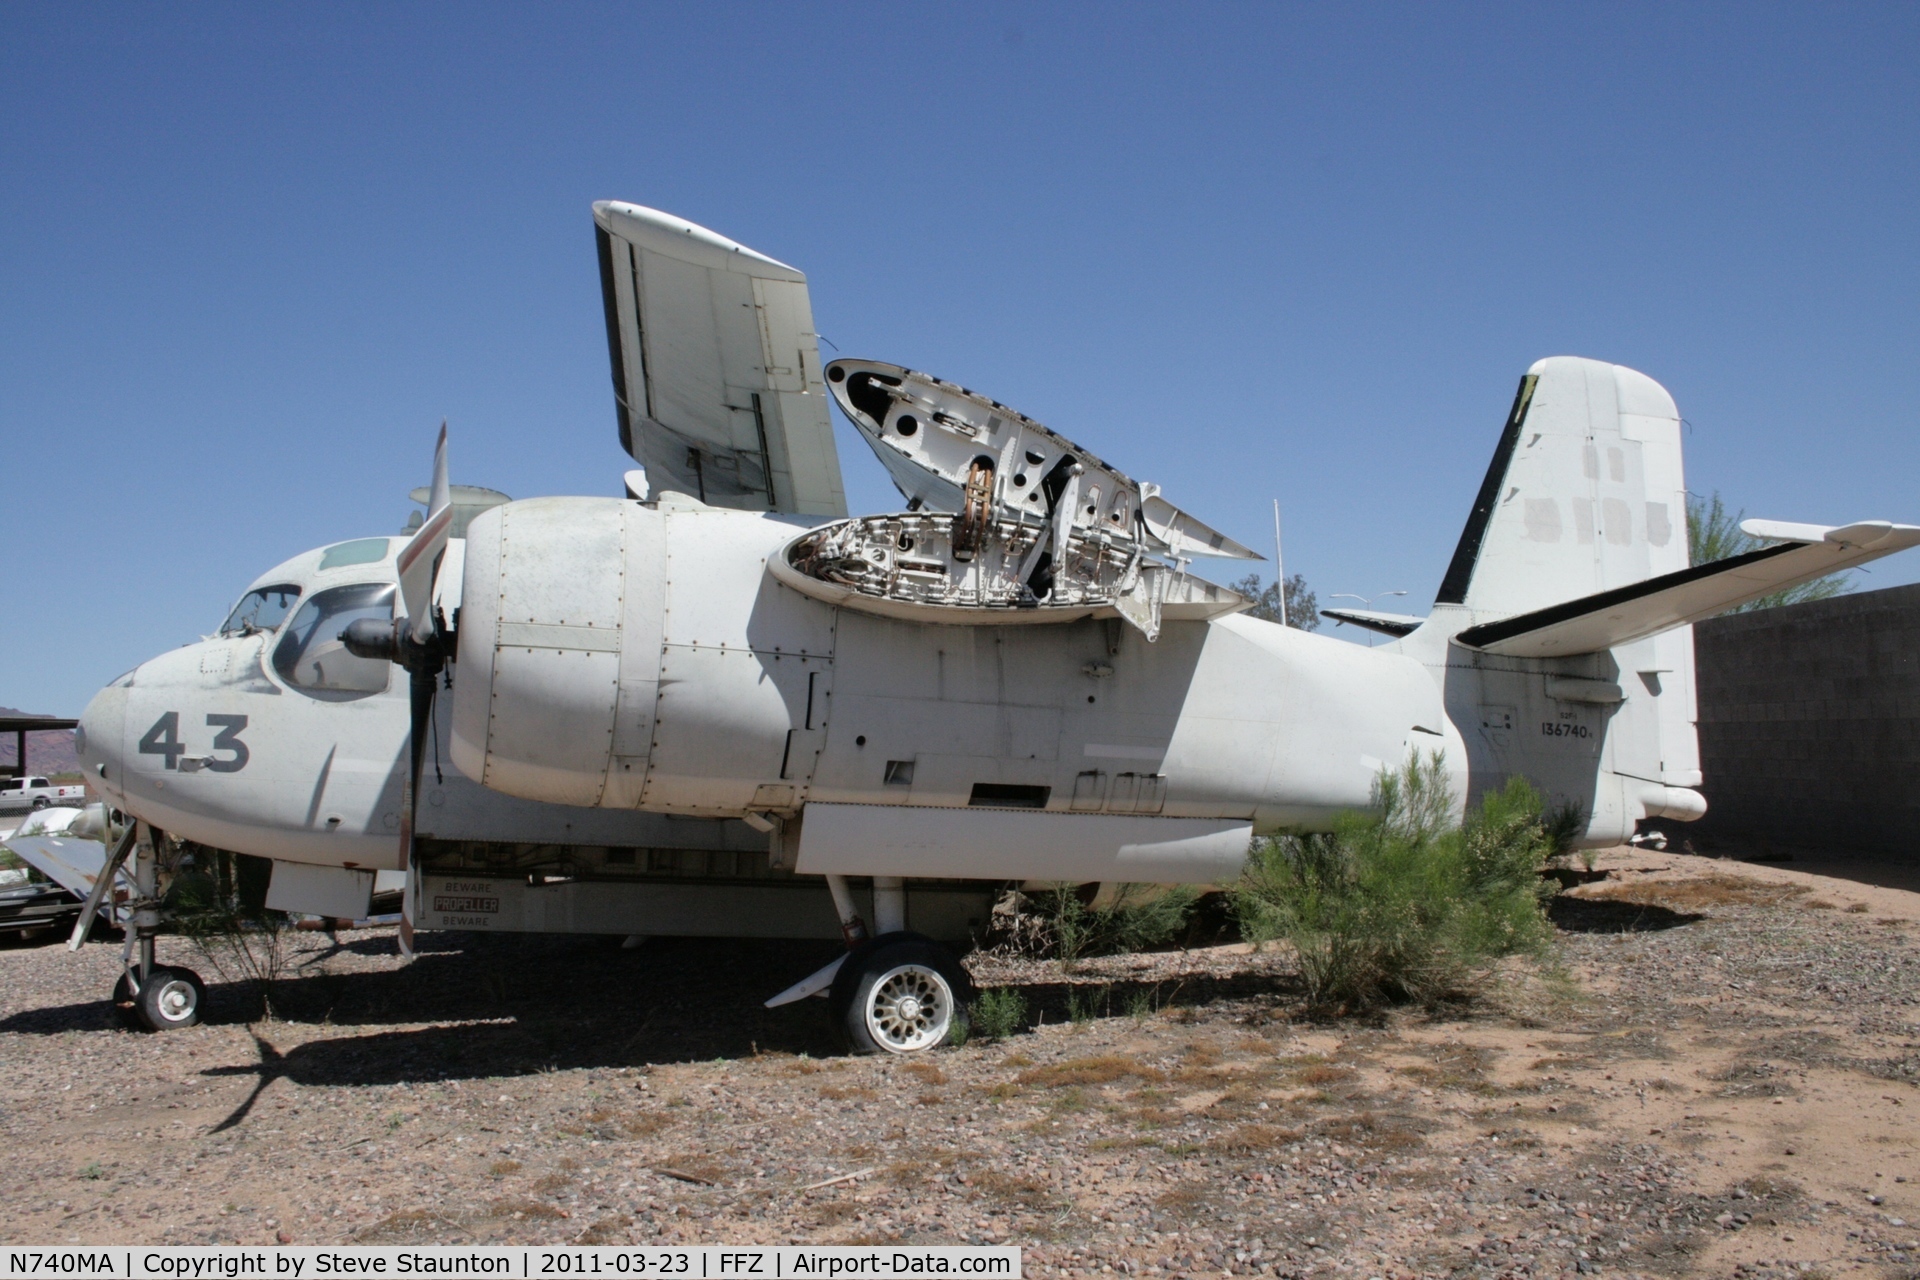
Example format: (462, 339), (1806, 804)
(69, 200), (1920, 946)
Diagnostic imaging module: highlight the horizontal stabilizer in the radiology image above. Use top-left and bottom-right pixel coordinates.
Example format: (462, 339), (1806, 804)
(1320, 607), (1425, 638)
(1455, 519), (1920, 657)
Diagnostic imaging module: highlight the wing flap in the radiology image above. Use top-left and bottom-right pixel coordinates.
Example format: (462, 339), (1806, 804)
(1455, 520), (1920, 657)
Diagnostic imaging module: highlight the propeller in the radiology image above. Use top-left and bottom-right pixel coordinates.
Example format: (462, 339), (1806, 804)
(342, 422), (456, 958)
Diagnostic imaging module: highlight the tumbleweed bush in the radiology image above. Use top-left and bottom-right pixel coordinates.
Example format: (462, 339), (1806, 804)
(1230, 754), (1559, 1011)
(971, 987), (1029, 1040)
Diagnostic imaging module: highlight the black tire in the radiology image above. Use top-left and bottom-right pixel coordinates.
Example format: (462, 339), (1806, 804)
(110, 972), (144, 1030)
(133, 965), (205, 1031)
(31, 797), (48, 810)
(829, 933), (971, 1055)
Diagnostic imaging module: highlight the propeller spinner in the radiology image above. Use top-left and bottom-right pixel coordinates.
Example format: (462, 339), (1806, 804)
(341, 422), (456, 957)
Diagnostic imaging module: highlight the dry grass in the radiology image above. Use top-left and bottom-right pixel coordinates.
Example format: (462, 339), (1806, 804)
(970, 1170), (1054, 1208)
(1016, 1055), (1163, 1087)
(488, 1198), (567, 1220)
(1156, 1183), (1210, 1211)
(820, 1084), (878, 1101)
(803, 1201), (862, 1227)
(574, 1214), (632, 1245)
(902, 1061), (947, 1085)
(1587, 877), (1807, 910)
(1313, 1111), (1427, 1151)
(356, 1209), (435, 1241)
(619, 1112), (677, 1137)
(488, 1159), (521, 1176)
(1291, 1063), (1357, 1086)
(1212, 1123), (1305, 1153)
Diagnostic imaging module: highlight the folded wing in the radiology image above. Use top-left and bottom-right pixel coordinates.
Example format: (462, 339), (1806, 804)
(593, 202), (847, 517)
(825, 358), (1257, 560)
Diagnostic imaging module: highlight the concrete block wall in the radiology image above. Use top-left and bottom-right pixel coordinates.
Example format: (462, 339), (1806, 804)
(1691, 583), (1920, 856)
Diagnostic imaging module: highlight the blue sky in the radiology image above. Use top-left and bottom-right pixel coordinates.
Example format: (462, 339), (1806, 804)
(4, 4), (1916, 716)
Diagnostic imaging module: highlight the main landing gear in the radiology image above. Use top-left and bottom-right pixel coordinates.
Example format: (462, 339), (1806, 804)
(831, 933), (971, 1054)
(764, 873), (974, 1055)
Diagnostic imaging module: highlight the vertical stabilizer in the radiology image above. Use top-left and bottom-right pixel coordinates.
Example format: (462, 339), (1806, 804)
(1437, 357), (1689, 616)
(1431, 357), (1702, 846)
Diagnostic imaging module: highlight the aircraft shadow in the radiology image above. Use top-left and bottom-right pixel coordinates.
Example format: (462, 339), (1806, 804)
(1, 931), (1308, 1087)
(1547, 896), (1703, 933)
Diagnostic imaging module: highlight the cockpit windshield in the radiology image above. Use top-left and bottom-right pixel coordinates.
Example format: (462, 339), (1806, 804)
(220, 585), (301, 636)
(272, 583), (396, 697)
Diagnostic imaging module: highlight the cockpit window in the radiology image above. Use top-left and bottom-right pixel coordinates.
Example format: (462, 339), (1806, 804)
(272, 583), (395, 696)
(220, 585), (301, 636)
(318, 538), (393, 571)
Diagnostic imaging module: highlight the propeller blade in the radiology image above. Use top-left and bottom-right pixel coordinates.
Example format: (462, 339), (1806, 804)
(394, 661), (437, 960)
(398, 422), (453, 645)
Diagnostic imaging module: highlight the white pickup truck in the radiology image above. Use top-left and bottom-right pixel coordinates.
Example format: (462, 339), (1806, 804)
(0, 776), (87, 813)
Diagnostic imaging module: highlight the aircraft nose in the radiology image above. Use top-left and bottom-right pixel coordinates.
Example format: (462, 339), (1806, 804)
(76, 681), (128, 793)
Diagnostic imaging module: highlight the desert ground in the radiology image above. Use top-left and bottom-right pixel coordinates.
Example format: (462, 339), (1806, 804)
(1, 848), (1916, 1280)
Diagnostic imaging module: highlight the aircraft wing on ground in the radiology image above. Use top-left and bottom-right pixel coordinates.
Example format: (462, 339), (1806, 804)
(593, 201), (847, 517)
(1454, 519), (1920, 658)
(3, 806), (132, 926)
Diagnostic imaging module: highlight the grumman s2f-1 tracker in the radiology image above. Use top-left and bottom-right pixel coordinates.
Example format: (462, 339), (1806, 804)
(65, 201), (1920, 1050)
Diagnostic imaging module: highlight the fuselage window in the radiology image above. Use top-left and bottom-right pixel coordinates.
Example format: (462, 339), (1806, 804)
(272, 583), (396, 696)
(220, 584), (302, 636)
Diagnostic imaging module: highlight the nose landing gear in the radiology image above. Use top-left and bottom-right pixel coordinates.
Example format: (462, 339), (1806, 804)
(112, 965), (206, 1031)
(91, 820), (207, 1032)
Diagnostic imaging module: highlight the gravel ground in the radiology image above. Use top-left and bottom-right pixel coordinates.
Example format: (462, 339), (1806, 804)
(2, 848), (1918, 1280)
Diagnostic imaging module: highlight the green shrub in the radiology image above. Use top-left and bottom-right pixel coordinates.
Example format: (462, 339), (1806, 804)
(1230, 754), (1559, 1012)
(1042, 883), (1199, 965)
(972, 987), (1028, 1040)
(170, 847), (294, 1018)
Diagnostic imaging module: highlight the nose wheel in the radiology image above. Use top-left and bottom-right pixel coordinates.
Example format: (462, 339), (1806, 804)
(112, 965), (206, 1032)
(829, 934), (971, 1054)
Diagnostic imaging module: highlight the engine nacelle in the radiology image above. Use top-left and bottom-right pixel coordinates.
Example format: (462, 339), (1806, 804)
(451, 496), (833, 813)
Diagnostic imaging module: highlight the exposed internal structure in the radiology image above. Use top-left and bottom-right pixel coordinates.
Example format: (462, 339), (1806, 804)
(776, 511), (1245, 640)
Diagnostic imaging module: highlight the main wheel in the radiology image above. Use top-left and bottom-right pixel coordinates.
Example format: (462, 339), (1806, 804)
(133, 966), (205, 1031)
(31, 796), (48, 810)
(830, 934), (971, 1055)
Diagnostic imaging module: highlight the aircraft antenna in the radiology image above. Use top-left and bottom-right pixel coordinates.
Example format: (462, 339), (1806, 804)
(1273, 499), (1287, 627)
